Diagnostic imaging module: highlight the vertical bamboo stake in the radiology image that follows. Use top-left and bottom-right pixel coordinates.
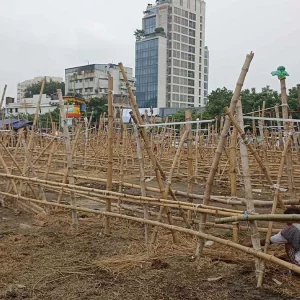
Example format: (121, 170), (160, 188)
(195, 52), (254, 258)
(58, 89), (78, 230)
(275, 70), (296, 201)
(105, 73), (113, 235)
(236, 99), (264, 284)
(258, 101), (270, 174)
(185, 110), (194, 221)
(275, 104), (284, 150)
(20, 79), (45, 193)
(120, 63), (177, 243)
(195, 119), (200, 184)
(133, 124), (149, 246)
(257, 122), (294, 287)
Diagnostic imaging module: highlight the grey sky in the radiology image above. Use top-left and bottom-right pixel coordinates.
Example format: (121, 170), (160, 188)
(1, 0), (299, 98)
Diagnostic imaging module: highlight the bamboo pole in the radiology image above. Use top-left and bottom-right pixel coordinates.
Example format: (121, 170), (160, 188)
(279, 77), (296, 201)
(105, 73), (113, 235)
(58, 89), (78, 230)
(195, 52), (255, 258)
(257, 122), (294, 287)
(133, 124), (149, 246)
(225, 108), (285, 210)
(2, 191), (300, 276)
(185, 110), (194, 221)
(236, 98), (264, 281)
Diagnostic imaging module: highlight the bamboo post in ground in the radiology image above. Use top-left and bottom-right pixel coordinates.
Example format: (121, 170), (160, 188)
(236, 98), (264, 283)
(257, 122), (294, 287)
(57, 89), (78, 230)
(105, 73), (114, 235)
(120, 63), (179, 243)
(185, 110), (194, 221)
(195, 119), (200, 184)
(258, 101), (270, 174)
(277, 69), (296, 202)
(19, 79), (45, 194)
(275, 104), (284, 150)
(195, 52), (255, 258)
(133, 124), (149, 246)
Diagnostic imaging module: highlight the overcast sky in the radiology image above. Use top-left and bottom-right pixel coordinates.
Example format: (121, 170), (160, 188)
(0, 0), (299, 98)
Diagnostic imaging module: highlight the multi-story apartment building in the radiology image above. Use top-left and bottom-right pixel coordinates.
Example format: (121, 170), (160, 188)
(135, 0), (209, 109)
(65, 64), (136, 102)
(17, 76), (63, 103)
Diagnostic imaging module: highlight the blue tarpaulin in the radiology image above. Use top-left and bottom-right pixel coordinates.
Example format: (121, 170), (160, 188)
(0, 119), (32, 130)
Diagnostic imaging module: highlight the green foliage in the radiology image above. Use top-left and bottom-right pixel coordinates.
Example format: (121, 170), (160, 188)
(87, 97), (108, 122)
(16, 108), (60, 128)
(24, 80), (65, 98)
(271, 66), (289, 80)
(155, 27), (166, 36)
(134, 29), (145, 41)
(169, 85), (300, 123)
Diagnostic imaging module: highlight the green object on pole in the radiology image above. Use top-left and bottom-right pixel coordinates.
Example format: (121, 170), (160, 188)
(271, 66), (289, 80)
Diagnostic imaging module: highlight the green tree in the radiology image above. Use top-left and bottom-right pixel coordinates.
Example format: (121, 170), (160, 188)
(87, 97), (108, 122)
(24, 80), (65, 98)
(205, 87), (233, 117)
(134, 29), (145, 41)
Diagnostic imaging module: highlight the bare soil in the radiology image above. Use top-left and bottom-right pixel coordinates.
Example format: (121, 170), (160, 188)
(1, 206), (300, 300)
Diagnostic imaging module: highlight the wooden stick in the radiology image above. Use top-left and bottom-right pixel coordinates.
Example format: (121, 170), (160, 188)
(58, 89), (78, 230)
(195, 52), (255, 257)
(2, 191), (300, 276)
(105, 73), (113, 235)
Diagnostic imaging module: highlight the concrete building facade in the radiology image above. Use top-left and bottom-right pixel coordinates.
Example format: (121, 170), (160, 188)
(135, 0), (209, 109)
(17, 76), (63, 103)
(65, 64), (136, 101)
(4, 94), (58, 116)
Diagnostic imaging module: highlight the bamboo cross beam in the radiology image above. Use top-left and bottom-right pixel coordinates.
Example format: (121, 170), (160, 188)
(215, 214), (300, 224)
(1, 191), (300, 276)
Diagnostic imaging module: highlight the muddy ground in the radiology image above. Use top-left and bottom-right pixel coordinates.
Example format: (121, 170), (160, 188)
(1, 206), (300, 300)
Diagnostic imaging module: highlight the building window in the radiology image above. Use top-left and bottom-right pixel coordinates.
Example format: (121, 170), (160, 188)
(181, 26), (188, 35)
(181, 18), (188, 27)
(188, 96), (194, 103)
(181, 35), (188, 43)
(189, 37), (195, 45)
(144, 16), (156, 34)
(9, 108), (13, 113)
(135, 38), (159, 108)
(188, 79), (194, 86)
(189, 13), (196, 21)
(173, 85), (180, 93)
(204, 82), (208, 90)
(204, 75), (208, 81)
(188, 46), (195, 53)
(180, 0), (183, 6)
(174, 16), (181, 24)
(188, 87), (194, 94)
(189, 29), (195, 37)
(187, 0), (190, 9)
(188, 71), (195, 78)
(181, 61), (188, 68)
(189, 21), (196, 29)
(90, 78), (93, 82)
(188, 62), (195, 70)
(15, 108), (18, 113)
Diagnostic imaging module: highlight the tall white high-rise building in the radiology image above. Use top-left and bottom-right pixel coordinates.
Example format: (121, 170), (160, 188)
(135, 0), (209, 109)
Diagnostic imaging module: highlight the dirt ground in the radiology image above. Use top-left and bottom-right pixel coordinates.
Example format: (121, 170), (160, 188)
(1, 206), (300, 300)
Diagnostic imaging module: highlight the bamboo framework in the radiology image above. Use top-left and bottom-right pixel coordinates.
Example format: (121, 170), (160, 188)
(1, 56), (300, 289)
